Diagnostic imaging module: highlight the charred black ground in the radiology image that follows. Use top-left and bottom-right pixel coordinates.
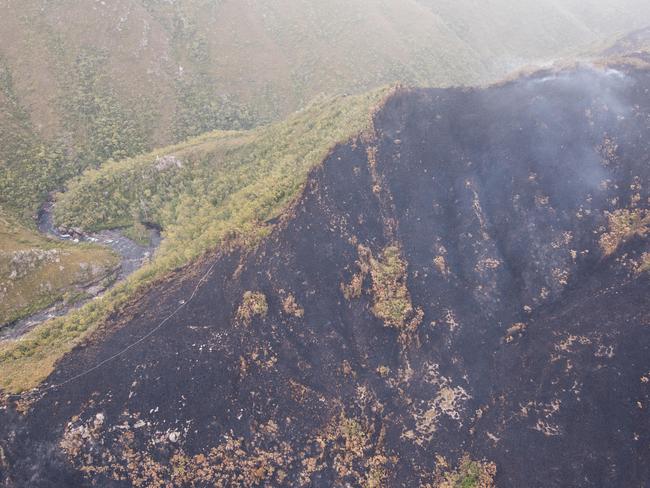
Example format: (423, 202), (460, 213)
(1, 64), (649, 487)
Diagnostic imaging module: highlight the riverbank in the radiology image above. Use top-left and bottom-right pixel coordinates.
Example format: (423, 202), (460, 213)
(0, 201), (160, 341)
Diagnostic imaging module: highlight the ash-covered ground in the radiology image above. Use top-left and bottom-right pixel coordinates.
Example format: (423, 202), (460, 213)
(1, 63), (649, 487)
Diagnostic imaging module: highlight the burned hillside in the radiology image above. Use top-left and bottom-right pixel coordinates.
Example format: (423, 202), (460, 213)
(1, 64), (650, 487)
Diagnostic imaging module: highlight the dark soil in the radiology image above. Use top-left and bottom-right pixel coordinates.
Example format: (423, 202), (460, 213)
(1, 64), (649, 487)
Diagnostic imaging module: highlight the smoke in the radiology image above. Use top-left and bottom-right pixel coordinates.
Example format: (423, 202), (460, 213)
(516, 64), (634, 202)
(0, 403), (80, 488)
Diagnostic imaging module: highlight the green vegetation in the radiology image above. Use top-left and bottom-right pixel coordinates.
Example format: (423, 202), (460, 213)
(0, 2), (643, 217)
(173, 75), (256, 142)
(0, 0), (646, 342)
(369, 245), (417, 330)
(0, 46), (147, 224)
(0, 1), (647, 224)
(0, 52), (125, 331)
(61, 49), (148, 167)
(599, 209), (649, 255)
(121, 221), (154, 247)
(342, 243), (422, 333)
(0, 55), (68, 221)
(438, 455), (497, 488)
(237, 292), (269, 326)
(0, 88), (388, 393)
(0, 209), (119, 328)
(54, 88), (388, 266)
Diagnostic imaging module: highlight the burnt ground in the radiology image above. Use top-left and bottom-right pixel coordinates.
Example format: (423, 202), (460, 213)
(1, 64), (650, 487)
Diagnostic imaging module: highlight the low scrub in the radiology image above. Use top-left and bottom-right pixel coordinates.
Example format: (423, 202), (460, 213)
(0, 87), (391, 393)
(599, 208), (649, 256)
(343, 243), (422, 336)
(434, 455), (497, 488)
(237, 291), (269, 326)
(369, 245), (421, 331)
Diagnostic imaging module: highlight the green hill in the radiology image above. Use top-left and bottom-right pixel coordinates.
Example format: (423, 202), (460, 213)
(3, 1), (650, 160)
(0, 87), (389, 392)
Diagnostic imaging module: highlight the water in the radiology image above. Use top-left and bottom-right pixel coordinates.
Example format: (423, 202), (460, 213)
(0, 201), (161, 340)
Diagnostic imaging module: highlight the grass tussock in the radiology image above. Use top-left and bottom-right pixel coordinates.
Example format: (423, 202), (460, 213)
(0, 88), (390, 393)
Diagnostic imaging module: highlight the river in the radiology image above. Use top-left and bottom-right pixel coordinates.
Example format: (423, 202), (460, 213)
(0, 201), (161, 340)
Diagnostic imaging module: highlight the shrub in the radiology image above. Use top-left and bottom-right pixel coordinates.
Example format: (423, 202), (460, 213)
(369, 245), (422, 332)
(599, 209), (649, 256)
(281, 293), (304, 318)
(438, 455), (497, 488)
(236, 291), (268, 325)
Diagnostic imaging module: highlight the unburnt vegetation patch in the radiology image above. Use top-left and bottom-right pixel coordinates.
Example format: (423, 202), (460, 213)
(236, 291), (269, 326)
(368, 245), (422, 332)
(600, 208), (650, 255)
(433, 455), (497, 488)
(343, 244), (422, 333)
(281, 293), (304, 318)
(0, 88), (390, 393)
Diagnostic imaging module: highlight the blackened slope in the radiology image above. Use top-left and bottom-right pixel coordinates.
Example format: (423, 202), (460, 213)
(373, 68), (650, 486)
(2, 66), (650, 487)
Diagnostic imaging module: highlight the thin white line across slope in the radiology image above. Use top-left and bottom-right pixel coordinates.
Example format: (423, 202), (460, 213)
(18, 259), (217, 399)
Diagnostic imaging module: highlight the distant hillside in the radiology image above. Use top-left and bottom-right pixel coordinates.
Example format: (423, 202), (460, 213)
(2, 1), (650, 212)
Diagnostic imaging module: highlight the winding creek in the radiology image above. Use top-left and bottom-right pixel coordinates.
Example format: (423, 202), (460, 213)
(0, 201), (161, 341)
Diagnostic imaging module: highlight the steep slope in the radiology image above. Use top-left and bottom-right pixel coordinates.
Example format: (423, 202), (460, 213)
(1, 62), (649, 487)
(0, 88), (388, 393)
(2, 1), (649, 333)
